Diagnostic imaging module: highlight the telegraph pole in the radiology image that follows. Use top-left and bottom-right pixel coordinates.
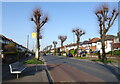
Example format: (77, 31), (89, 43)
(73, 33), (75, 43)
(27, 35), (29, 49)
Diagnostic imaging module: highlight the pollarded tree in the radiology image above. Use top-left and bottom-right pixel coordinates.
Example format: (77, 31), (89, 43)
(47, 45), (52, 53)
(43, 46), (49, 53)
(72, 28), (85, 57)
(53, 41), (57, 55)
(31, 8), (48, 59)
(58, 35), (67, 55)
(95, 4), (119, 62)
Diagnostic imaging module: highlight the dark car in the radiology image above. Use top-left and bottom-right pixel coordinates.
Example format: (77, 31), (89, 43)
(43, 53), (46, 56)
(80, 51), (87, 57)
(67, 53), (73, 57)
(93, 50), (100, 53)
(90, 51), (94, 53)
(80, 51), (87, 54)
(58, 53), (61, 56)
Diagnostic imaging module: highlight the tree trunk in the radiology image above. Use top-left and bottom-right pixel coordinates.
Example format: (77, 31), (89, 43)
(54, 44), (56, 55)
(61, 42), (63, 56)
(36, 28), (40, 60)
(101, 34), (107, 62)
(76, 37), (80, 57)
(98, 51), (101, 59)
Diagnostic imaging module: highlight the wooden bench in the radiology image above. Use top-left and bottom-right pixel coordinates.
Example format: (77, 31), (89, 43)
(9, 62), (26, 79)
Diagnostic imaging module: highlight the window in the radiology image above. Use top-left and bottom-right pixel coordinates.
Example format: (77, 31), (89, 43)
(97, 42), (100, 45)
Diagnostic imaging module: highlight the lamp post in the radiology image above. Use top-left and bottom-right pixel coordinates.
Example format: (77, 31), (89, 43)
(27, 35), (29, 49)
(32, 32), (38, 71)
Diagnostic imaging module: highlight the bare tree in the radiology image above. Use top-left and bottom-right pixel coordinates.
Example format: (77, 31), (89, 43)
(47, 45), (52, 53)
(31, 8), (48, 59)
(43, 47), (46, 52)
(72, 28), (85, 57)
(53, 41), (57, 55)
(58, 35), (67, 55)
(43, 46), (48, 53)
(95, 4), (119, 62)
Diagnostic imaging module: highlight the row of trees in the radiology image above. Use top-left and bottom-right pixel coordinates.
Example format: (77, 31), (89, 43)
(43, 45), (52, 53)
(52, 28), (85, 57)
(31, 4), (118, 62)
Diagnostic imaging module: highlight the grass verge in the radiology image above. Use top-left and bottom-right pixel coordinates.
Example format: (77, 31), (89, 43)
(23, 58), (42, 64)
(75, 57), (88, 59)
(91, 59), (117, 63)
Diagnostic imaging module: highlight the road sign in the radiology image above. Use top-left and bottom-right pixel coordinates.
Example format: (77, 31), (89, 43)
(32, 32), (36, 38)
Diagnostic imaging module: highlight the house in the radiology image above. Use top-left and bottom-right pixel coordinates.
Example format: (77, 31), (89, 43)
(0, 35), (13, 45)
(65, 43), (77, 50)
(50, 34), (118, 54)
(80, 40), (89, 52)
(79, 38), (100, 53)
(96, 35), (117, 53)
(86, 38), (100, 53)
(112, 32), (120, 50)
(50, 48), (54, 53)
(0, 34), (29, 52)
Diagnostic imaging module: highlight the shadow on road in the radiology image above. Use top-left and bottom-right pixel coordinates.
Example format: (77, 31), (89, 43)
(95, 62), (120, 81)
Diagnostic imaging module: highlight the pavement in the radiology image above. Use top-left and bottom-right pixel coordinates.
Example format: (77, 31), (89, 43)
(2, 56), (49, 84)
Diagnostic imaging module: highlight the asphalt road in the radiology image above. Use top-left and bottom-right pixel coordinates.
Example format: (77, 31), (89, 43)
(43, 55), (120, 83)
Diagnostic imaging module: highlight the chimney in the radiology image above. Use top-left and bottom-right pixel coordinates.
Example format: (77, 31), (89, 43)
(89, 38), (91, 41)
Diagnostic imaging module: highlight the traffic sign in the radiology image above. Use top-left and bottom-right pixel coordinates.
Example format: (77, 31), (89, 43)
(32, 32), (36, 38)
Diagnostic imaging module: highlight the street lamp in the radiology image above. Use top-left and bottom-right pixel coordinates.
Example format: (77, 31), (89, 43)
(32, 32), (38, 71)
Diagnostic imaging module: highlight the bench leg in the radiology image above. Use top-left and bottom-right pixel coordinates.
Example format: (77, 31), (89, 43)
(17, 73), (19, 79)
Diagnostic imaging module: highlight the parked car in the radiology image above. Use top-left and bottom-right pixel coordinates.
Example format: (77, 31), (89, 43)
(80, 51), (87, 54)
(89, 51), (94, 53)
(58, 53), (61, 56)
(67, 53), (73, 57)
(80, 51), (87, 57)
(93, 50), (100, 53)
(43, 53), (46, 56)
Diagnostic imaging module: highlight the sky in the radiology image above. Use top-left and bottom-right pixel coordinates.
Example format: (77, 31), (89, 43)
(2, 2), (118, 51)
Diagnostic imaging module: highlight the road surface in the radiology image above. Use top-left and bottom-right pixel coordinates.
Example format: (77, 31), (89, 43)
(43, 55), (120, 83)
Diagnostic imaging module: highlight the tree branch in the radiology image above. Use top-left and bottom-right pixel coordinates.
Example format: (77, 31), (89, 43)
(106, 12), (119, 33)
